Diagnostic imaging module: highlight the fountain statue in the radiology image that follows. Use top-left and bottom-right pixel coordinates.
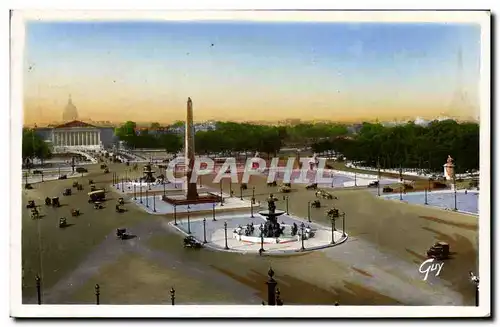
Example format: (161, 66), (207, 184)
(258, 194), (286, 238)
(142, 164), (156, 183)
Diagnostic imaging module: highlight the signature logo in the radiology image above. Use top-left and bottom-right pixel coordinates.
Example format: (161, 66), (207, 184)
(419, 258), (444, 281)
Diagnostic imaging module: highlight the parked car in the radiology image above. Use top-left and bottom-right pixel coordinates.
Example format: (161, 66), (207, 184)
(76, 167), (88, 173)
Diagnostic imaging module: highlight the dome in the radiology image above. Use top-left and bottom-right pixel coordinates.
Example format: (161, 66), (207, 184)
(62, 95), (79, 121)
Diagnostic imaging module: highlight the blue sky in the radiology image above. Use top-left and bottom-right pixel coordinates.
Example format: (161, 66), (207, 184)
(23, 21), (481, 123)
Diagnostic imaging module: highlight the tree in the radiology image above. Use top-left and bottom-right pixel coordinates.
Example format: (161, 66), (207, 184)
(22, 129), (52, 167)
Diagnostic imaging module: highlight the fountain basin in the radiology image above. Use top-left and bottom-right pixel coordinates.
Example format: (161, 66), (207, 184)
(232, 223), (315, 244)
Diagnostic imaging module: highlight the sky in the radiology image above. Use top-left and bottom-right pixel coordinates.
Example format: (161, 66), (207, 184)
(22, 20), (481, 125)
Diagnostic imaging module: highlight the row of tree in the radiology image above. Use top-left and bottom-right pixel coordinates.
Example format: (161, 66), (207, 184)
(311, 120), (479, 173)
(113, 119), (479, 173)
(115, 121), (350, 156)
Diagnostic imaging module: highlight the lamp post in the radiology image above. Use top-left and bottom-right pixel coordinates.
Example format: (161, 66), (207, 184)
(121, 177), (124, 192)
(330, 171), (334, 188)
(187, 205), (191, 234)
(283, 195), (289, 214)
(153, 194), (156, 212)
(453, 172), (458, 211)
(377, 157), (381, 197)
(35, 275), (41, 305)
(140, 180), (143, 204)
(252, 187), (256, 204)
(330, 208), (339, 245)
(163, 181), (166, 196)
(300, 222), (305, 251)
(229, 180), (233, 197)
(224, 221), (229, 250)
(212, 203), (216, 221)
(240, 185), (243, 200)
(146, 189), (149, 207)
(307, 201), (311, 222)
(95, 284), (100, 305)
(342, 212), (346, 237)
(173, 204), (177, 225)
(250, 197), (254, 218)
(428, 177), (432, 192)
(202, 217), (207, 243)
(354, 171), (357, 187)
(259, 224), (265, 253)
(133, 184), (137, 200)
(424, 188), (428, 205)
(399, 165), (403, 201)
(469, 271), (479, 306)
(170, 287), (175, 305)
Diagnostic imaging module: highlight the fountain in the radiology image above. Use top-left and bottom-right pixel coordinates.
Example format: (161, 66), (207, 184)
(259, 194), (286, 237)
(231, 195), (316, 245)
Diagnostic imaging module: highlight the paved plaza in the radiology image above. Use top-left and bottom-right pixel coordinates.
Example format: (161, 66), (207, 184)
(20, 161), (479, 306)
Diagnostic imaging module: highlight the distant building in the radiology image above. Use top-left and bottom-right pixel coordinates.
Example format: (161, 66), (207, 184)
(62, 95), (79, 122)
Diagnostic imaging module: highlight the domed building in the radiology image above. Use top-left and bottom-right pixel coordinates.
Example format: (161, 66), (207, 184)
(62, 95), (79, 122)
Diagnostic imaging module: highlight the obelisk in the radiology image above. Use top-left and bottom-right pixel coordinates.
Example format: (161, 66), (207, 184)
(185, 97), (198, 200)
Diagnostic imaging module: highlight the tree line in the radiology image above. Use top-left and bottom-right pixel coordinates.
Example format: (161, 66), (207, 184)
(114, 121), (349, 157)
(311, 120), (479, 173)
(113, 119), (479, 173)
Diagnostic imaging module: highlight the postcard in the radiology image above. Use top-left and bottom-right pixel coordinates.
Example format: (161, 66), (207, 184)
(10, 9), (491, 318)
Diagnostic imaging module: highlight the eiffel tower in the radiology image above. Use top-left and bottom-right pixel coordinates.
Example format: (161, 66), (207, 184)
(445, 47), (477, 121)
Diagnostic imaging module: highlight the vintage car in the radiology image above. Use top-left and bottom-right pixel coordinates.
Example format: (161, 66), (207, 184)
(93, 202), (104, 210)
(305, 183), (318, 190)
(76, 167), (88, 173)
(427, 242), (450, 260)
(368, 181), (379, 188)
(51, 197), (61, 207)
(58, 175), (67, 180)
(311, 200), (321, 208)
(59, 217), (67, 228)
(183, 236), (203, 249)
(26, 200), (36, 209)
(31, 208), (39, 220)
(316, 190), (334, 199)
(88, 190), (105, 203)
(116, 228), (130, 240)
(63, 188), (72, 196)
(382, 186), (393, 193)
(71, 209), (80, 217)
(279, 185), (291, 193)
